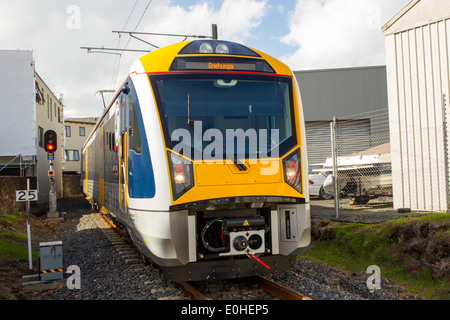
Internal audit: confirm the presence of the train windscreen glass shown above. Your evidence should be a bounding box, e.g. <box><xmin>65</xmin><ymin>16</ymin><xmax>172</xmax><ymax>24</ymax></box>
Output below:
<box><xmin>151</xmin><ymin>74</ymin><xmax>296</xmax><ymax>160</ymax></box>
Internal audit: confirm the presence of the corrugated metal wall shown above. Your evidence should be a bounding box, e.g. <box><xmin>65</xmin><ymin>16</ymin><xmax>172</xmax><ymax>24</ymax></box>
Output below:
<box><xmin>306</xmin><ymin>119</ymin><xmax>372</xmax><ymax>165</ymax></box>
<box><xmin>295</xmin><ymin>67</ymin><xmax>389</xmax><ymax>167</ymax></box>
<box><xmin>295</xmin><ymin>67</ymin><xmax>388</xmax><ymax>122</ymax></box>
<box><xmin>385</xmin><ymin>18</ymin><xmax>450</xmax><ymax>212</ymax></box>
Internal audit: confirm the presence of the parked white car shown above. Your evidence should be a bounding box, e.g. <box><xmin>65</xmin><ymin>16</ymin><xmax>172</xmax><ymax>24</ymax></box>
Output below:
<box><xmin>308</xmin><ymin>164</ymin><xmax>333</xmax><ymax>200</ymax></box>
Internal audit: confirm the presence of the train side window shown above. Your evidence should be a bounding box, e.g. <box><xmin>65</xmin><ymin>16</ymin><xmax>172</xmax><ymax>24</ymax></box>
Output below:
<box><xmin>128</xmin><ymin>94</ymin><xmax>142</xmax><ymax>154</ymax></box>
<box><xmin>120</xmin><ymin>94</ymin><xmax>127</xmax><ymax>135</ymax></box>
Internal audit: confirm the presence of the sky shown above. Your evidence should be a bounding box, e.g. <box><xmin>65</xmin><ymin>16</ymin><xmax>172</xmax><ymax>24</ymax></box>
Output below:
<box><xmin>0</xmin><ymin>0</ymin><xmax>411</xmax><ymax>119</ymax></box>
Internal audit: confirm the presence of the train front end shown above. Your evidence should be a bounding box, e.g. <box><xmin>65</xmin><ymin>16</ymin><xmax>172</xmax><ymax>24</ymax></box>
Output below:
<box><xmin>135</xmin><ymin>40</ymin><xmax>310</xmax><ymax>281</ymax></box>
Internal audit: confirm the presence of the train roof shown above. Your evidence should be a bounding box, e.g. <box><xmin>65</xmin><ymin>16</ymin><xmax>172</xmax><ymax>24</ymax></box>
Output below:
<box><xmin>138</xmin><ymin>40</ymin><xmax>293</xmax><ymax>76</ymax></box>
<box><xmin>83</xmin><ymin>40</ymin><xmax>293</xmax><ymax>148</ymax></box>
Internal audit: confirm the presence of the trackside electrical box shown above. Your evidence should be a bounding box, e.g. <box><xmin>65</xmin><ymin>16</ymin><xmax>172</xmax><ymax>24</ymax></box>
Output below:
<box><xmin>39</xmin><ymin>241</ymin><xmax>63</xmax><ymax>281</ymax></box>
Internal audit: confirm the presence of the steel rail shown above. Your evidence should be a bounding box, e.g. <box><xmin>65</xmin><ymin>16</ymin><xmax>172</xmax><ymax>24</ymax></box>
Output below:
<box><xmin>177</xmin><ymin>281</ymin><xmax>212</xmax><ymax>300</ymax></box>
<box><xmin>253</xmin><ymin>276</ymin><xmax>312</xmax><ymax>300</ymax></box>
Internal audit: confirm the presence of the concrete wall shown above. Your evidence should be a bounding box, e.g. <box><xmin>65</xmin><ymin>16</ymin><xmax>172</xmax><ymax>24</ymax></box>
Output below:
<box><xmin>63</xmin><ymin>174</ymin><xmax>82</xmax><ymax>197</ymax></box>
<box><xmin>0</xmin><ymin>176</ymin><xmax>37</xmax><ymax>216</ymax></box>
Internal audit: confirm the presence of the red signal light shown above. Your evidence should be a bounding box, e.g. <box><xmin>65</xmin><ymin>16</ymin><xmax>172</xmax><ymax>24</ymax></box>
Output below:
<box><xmin>44</xmin><ymin>130</ymin><xmax>57</xmax><ymax>152</ymax></box>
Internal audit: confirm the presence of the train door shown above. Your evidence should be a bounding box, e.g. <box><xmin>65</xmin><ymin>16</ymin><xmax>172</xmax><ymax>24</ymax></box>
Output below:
<box><xmin>99</xmin><ymin>124</ymin><xmax>105</xmax><ymax>207</ymax></box>
<box><xmin>118</xmin><ymin>87</ymin><xmax>129</xmax><ymax>215</ymax></box>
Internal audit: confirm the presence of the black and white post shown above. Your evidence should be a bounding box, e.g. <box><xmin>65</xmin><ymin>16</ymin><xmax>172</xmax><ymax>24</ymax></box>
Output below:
<box><xmin>26</xmin><ymin>178</ymin><xmax>32</xmax><ymax>270</ymax></box>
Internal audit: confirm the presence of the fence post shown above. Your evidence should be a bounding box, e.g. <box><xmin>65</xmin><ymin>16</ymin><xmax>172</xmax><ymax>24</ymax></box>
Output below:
<box><xmin>26</xmin><ymin>178</ymin><xmax>32</xmax><ymax>270</ymax></box>
<box><xmin>331</xmin><ymin>117</ymin><xmax>340</xmax><ymax>219</ymax></box>
<box><xmin>443</xmin><ymin>93</ymin><xmax>450</xmax><ymax>212</ymax></box>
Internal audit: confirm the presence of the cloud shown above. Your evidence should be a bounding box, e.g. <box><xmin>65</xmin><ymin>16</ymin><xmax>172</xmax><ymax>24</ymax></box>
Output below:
<box><xmin>0</xmin><ymin>0</ymin><xmax>269</xmax><ymax>118</ymax></box>
<box><xmin>138</xmin><ymin>0</ymin><xmax>268</xmax><ymax>45</ymax></box>
<box><xmin>105</xmin><ymin>0</ymin><xmax>269</xmax><ymax>114</ymax></box>
<box><xmin>280</xmin><ymin>0</ymin><xmax>410</xmax><ymax>70</ymax></box>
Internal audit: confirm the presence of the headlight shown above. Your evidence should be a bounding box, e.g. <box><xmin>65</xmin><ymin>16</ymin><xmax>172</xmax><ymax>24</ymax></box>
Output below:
<box><xmin>283</xmin><ymin>149</ymin><xmax>302</xmax><ymax>193</ymax></box>
<box><xmin>168</xmin><ymin>151</ymin><xmax>194</xmax><ymax>201</ymax></box>
<box><xmin>199</xmin><ymin>42</ymin><xmax>214</xmax><ymax>54</ymax></box>
<box><xmin>215</xmin><ymin>43</ymin><xmax>230</xmax><ymax>54</ymax></box>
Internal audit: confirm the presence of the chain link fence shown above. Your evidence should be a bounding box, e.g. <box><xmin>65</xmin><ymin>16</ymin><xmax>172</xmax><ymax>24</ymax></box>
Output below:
<box><xmin>312</xmin><ymin>109</ymin><xmax>393</xmax><ymax>217</ymax></box>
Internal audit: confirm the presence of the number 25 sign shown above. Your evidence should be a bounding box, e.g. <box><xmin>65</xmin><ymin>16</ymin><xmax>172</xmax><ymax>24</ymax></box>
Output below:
<box><xmin>16</xmin><ymin>190</ymin><xmax>38</xmax><ymax>202</ymax></box>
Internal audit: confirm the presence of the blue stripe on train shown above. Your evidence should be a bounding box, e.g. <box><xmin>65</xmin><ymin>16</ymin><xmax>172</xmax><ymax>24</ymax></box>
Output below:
<box><xmin>127</xmin><ymin>78</ymin><xmax>156</xmax><ymax>199</ymax></box>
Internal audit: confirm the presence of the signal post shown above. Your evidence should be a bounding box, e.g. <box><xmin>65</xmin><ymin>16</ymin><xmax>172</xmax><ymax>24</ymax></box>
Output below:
<box><xmin>44</xmin><ymin>130</ymin><xmax>61</xmax><ymax>220</ymax></box>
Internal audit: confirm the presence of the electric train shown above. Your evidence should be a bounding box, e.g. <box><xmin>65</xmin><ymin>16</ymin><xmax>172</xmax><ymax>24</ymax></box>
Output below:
<box><xmin>81</xmin><ymin>39</ymin><xmax>311</xmax><ymax>281</ymax></box>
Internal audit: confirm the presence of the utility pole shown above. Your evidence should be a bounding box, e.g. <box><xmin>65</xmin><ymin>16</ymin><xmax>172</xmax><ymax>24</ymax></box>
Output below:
<box><xmin>212</xmin><ymin>24</ymin><xmax>218</xmax><ymax>40</ymax></box>
<box><xmin>331</xmin><ymin>117</ymin><xmax>340</xmax><ymax>219</ymax></box>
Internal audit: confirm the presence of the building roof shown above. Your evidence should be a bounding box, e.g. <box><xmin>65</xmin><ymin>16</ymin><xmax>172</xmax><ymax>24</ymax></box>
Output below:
<box><xmin>65</xmin><ymin>117</ymin><xmax>98</xmax><ymax>124</ymax></box>
<box><xmin>382</xmin><ymin>0</ymin><xmax>420</xmax><ymax>33</ymax></box>
<box><xmin>382</xmin><ymin>0</ymin><xmax>450</xmax><ymax>34</ymax></box>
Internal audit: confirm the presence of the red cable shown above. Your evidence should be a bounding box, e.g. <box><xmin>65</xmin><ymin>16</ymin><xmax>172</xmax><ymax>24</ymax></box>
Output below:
<box><xmin>248</xmin><ymin>254</ymin><xmax>270</xmax><ymax>269</ymax></box>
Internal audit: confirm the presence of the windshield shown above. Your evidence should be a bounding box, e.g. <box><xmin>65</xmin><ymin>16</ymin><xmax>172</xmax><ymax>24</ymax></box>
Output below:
<box><xmin>150</xmin><ymin>74</ymin><xmax>296</xmax><ymax>160</ymax></box>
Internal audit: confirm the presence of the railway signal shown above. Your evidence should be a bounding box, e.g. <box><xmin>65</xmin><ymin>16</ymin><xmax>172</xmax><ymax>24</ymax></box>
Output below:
<box><xmin>44</xmin><ymin>130</ymin><xmax>57</xmax><ymax>153</ymax></box>
<box><xmin>44</xmin><ymin>130</ymin><xmax>58</xmax><ymax>215</ymax></box>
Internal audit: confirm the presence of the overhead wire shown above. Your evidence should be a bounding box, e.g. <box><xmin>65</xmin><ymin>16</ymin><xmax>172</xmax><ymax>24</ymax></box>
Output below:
<box><xmin>111</xmin><ymin>0</ymin><xmax>141</xmax><ymax>89</ymax></box>
<box><xmin>112</xmin><ymin>0</ymin><xmax>153</xmax><ymax>89</ymax></box>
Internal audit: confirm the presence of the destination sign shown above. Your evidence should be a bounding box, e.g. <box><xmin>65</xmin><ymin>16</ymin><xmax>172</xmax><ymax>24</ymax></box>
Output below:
<box><xmin>185</xmin><ymin>61</ymin><xmax>256</xmax><ymax>71</ymax></box>
<box><xmin>170</xmin><ymin>57</ymin><xmax>275</xmax><ymax>73</ymax></box>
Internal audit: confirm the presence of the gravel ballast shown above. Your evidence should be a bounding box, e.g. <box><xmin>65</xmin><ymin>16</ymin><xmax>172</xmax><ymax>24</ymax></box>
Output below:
<box><xmin>26</xmin><ymin>196</ymin><xmax>420</xmax><ymax>300</ymax></box>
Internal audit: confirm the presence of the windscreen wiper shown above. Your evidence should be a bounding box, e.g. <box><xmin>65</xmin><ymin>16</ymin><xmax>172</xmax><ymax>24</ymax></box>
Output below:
<box><xmin>187</xmin><ymin>94</ymin><xmax>194</xmax><ymax>128</ymax></box>
<box><xmin>223</xmin><ymin>146</ymin><xmax>247</xmax><ymax>171</ymax></box>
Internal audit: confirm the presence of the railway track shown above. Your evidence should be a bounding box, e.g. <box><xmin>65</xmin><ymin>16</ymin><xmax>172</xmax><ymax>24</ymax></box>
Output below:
<box><xmin>97</xmin><ymin>213</ymin><xmax>149</xmax><ymax>271</ymax></box>
<box><xmin>178</xmin><ymin>276</ymin><xmax>312</xmax><ymax>300</ymax></box>
<box><xmin>98</xmin><ymin>212</ymin><xmax>311</xmax><ymax>301</ymax></box>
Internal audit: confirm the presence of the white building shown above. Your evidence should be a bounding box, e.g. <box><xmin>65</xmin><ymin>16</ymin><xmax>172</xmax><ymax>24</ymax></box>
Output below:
<box><xmin>64</xmin><ymin>117</ymin><xmax>97</xmax><ymax>174</ymax></box>
<box><xmin>383</xmin><ymin>0</ymin><xmax>450</xmax><ymax>212</ymax></box>
<box><xmin>0</xmin><ymin>50</ymin><xmax>64</xmax><ymax>204</ymax></box>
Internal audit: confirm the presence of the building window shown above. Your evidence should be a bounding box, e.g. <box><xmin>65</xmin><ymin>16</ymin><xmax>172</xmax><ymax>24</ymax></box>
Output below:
<box><xmin>65</xmin><ymin>125</ymin><xmax>71</xmax><ymax>137</ymax></box>
<box><xmin>38</xmin><ymin>127</ymin><xmax>44</xmax><ymax>147</ymax></box>
<box><xmin>79</xmin><ymin>127</ymin><xmax>85</xmax><ymax>136</ymax></box>
<box><xmin>65</xmin><ymin>150</ymin><xmax>79</xmax><ymax>161</ymax></box>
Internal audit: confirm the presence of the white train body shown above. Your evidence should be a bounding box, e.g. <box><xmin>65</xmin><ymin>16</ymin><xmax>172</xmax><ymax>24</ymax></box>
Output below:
<box><xmin>82</xmin><ymin>40</ymin><xmax>310</xmax><ymax>281</ymax></box>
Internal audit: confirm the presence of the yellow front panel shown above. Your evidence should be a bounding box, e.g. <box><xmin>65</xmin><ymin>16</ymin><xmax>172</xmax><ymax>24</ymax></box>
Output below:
<box><xmin>139</xmin><ymin>42</ymin><xmax>189</xmax><ymax>73</ymax></box>
<box><xmin>173</xmin><ymin>174</ymin><xmax>301</xmax><ymax>206</ymax></box>
<box><xmin>194</xmin><ymin>159</ymin><xmax>282</xmax><ymax>187</ymax></box>
<box><xmin>172</xmin><ymin>155</ymin><xmax>304</xmax><ymax>206</ymax></box>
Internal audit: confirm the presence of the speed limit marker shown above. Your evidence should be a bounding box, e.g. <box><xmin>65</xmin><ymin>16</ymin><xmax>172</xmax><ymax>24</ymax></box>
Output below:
<box><xmin>16</xmin><ymin>190</ymin><xmax>38</xmax><ymax>202</ymax></box>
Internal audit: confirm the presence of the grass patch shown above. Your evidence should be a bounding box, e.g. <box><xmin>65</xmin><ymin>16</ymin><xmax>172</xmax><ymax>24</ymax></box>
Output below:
<box><xmin>0</xmin><ymin>230</ymin><xmax>38</xmax><ymax>261</ymax></box>
<box><xmin>302</xmin><ymin>214</ymin><xmax>450</xmax><ymax>300</ymax></box>
<box><xmin>0</xmin><ymin>215</ymin><xmax>23</xmax><ymax>223</ymax></box>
